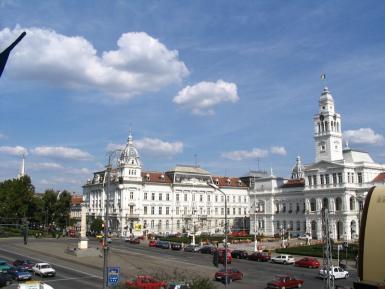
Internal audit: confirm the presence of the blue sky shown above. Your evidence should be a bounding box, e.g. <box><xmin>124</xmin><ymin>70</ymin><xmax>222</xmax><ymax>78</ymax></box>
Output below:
<box><xmin>1</xmin><ymin>0</ymin><xmax>385</xmax><ymax>193</ymax></box>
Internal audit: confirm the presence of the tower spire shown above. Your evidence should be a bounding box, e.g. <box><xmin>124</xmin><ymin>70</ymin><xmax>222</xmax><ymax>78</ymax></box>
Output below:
<box><xmin>18</xmin><ymin>154</ymin><xmax>25</xmax><ymax>178</ymax></box>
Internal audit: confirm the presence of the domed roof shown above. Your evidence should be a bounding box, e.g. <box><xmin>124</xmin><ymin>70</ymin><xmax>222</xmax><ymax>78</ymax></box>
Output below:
<box><xmin>291</xmin><ymin>156</ymin><xmax>304</xmax><ymax>179</ymax></box>
<box><xmin>320</xmin><ymin>87</ymin><xmax>334</xmax><ymax>102</ymax></box>
<box><xmin>119</xmin><ymin>132</ymin><xmax>140</xmax><ymax>165</ymax></box>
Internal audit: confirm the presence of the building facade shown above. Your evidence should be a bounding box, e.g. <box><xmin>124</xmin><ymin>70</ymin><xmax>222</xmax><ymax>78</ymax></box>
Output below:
<box><xmin>83</xmin><ymin>134</ymin><xmax>250</xmax><ymax>237</ymax></box>
<box><xmin>83</xmin><ymin>87</ymin><xmax>385</xmax><ymax>241</ymax></box>
<box><xmin>250</xmin><ymin>87</ymin><xmax>385</xmax><ymax>241</ymax></box>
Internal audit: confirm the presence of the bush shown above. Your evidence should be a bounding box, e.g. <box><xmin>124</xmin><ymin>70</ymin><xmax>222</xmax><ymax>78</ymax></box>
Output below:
<box><xmin>276</xmin><ymin>244</ymin><xmax>359</xmax><ymax>260</ymax></box>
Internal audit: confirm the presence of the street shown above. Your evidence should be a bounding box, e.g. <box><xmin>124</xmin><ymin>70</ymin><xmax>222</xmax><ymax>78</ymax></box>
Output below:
<box><xmin>0</xmin><ymin>237</ymin><xmax>357</xmax><ymax>289</ymax></box>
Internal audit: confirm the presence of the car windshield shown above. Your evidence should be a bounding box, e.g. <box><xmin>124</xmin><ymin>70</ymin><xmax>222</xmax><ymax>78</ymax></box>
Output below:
<box><xmin>41</xmin><ymin>265</ymin><xmax>52</xmax><ymax>269</ymax></box>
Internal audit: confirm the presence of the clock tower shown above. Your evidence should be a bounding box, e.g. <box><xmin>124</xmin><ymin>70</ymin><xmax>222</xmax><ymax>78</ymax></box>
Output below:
<box><xmin>314</xmin><ymin>87</ymin><xmax>343</xmax><ymax>162</ymax></box>
<box><xmin>118</xmin><ymin>131</ymin><xmax>142</xmax><ymax>182</ymax></box>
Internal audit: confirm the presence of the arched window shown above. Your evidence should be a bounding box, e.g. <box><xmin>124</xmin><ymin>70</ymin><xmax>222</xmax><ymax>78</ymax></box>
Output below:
<box><xmin>322</xmin><ymin>197</ymin><xmax>329</xmax><ymax>210</ymax></box>
<box><xmin>335</xmin><ymin>197</ymin><xmax>342</xmax><ymax>211</ymax></box>
<box><xmin>310</xmin><ymin>198</ymin><xmax>316</xmax><ymax>211</ymax></box>
<box><xmin>350</xmin><ymin>197</ymin><xmax>356</xmax><ymax>211</ymax></box>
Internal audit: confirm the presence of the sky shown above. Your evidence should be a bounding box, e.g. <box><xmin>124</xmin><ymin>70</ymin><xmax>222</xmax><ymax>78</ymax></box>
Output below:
<box><xmin>1</xmin><ymin>0</ymin><xmax>385</xmax><ymax>193</ymax></box>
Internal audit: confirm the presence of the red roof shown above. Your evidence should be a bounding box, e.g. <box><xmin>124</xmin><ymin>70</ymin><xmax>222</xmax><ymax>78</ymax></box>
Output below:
<box><xmin>373</xmin><ymin>172</ymin><xmax>385</xmax><ymax>183</ymax></box>
<box><xmin>141</xmin><ymin>171</ymin><xmax>172</xmax><ymax>183</ymax></box>
<box><xmin>281</xmin><ymin>178</ymin><xmax>305</xmax><ymax>188</ymax></box>
<box><xmin>71</xmin><ymin>195</ymin><xmax>83</xmax><ymax>205</ymax></box>
<box><xmin>212</xmin><ymin>176</ymin><xmax>247</xmax><ymax>188</ymax></box>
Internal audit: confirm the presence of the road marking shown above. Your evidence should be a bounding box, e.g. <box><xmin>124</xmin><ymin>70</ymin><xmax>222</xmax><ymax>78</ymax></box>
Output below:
<box><xmin>0</xmin><ymin>247</ymin><xmax>102</xmax><ymax>279</ymax></box>
<box><xmin>42</xmin><ymin>276</ymin><xmax>99</xmax><ymax>282</ymax></box>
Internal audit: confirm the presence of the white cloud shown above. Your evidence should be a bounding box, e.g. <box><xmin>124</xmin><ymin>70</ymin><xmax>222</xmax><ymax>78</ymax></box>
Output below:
<box><xmin>40</xmin><ymin>177</ymin><xmax>81</xmax><ymax>186</ymax></box>
<box><xmin>0</xmin><ymin>145</ymin><xmax>28</xmax><ymax>156</ymax></box>
<box><xmin>221</xmin><ymin>148</ymin><xmax>268</xmax><ymax>161</ymax></box>
<box><xmin>173</xmin><ymin>80</ymin><xmax>239</xmax><ymax>115</ymax></box>
<box><xmin>31</xmin><ymin>146</ymin><xmax>93</xmax><ymax>161</ymax></box>
<box><xmin>270</xmin><ymin>146</ymin><xmax>287</xmax><ymax>156</ymax></box>
<box><xmin>0</xmin><ymin>27</ymin><xmax>189</xmax><ymax>99</ymax></box>
<box><xmin>0</xmin><ymin>133</ymin><xmax>7</xmax><ymax>140</ymax></box>
<box><xmin>29</xmin><ymin>162</ymin><xmax>63</xmax><ymax>170</ymax></box>
<box><xmin>135</xmin><ymin>138</ymin><xmax>183</xmax><ymax>156</ymax></box>
<box><xmin>343</xmin><ymin>128</ymin><xmax>385</xmax><ymax>145</ymax></box>
<box><xmin>106</xmin><ymin>143</ymin><xmax>125</xmax><ymax>152</ymax></box>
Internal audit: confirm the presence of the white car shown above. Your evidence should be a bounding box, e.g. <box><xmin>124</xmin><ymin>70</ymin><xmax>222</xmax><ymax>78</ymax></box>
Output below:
<box><xmin>319</xmin><ymin>266</ymin><xmax>349</xmax><ymax>279</ymax></box>
<box><xmin>271</xmin><ymin>254</ymin><xmax>295</xmax><ymax>264</ymax></box>
<box><xmin>32</xmin><ymin>263</ymin><xmax>56</xmax><ymax>277</ymax></box>
<box><xmin>18</xmin><ymin>281</ymin><xmax>54</xmax><ymax>289</ymax></box>
<box><xmin>298</xmin><ymin>234</ymin><xmax>312</xmax><ymax>241</ymax></box>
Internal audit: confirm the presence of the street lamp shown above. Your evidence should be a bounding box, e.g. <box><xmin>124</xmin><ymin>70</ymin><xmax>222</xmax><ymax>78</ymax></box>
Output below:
<box><xmin>207</xmin><ymin>182</ymin><xmax>228</xmax><ymax>288</ymax></box>
<box><xmin>254</xmin><ymin>204</ymin><xmax>260</xmax><ymax>252</ymax></box>
<box><xmin>103</xmin><ymin>149</ymin><xmax>122</xmax><ymax>289</ymax></box>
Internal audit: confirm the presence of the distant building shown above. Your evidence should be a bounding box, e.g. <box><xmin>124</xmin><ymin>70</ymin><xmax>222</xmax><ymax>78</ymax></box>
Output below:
<box><xmin>70</xmin><ymin>194</ymin><xmax>83</xmax><ymax>230</ymax></box>
<box><xmin>83</xmin><ymin>133</ymin><xmax>249</xmax><ymax>237</ymax></box>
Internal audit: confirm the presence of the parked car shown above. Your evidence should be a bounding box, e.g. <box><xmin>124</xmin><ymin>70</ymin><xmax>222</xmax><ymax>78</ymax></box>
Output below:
<box><xmin>248</xmin><ymin>252</ymin><xmax>271</xmax><ymax>262</ymax></box>
<box><xmin>266</xmin><ymin>275</ymin><xmax>304</xmax><ymax>289</ymax></box>
<box><xmin>271</xmin><ymin>254</ymin><xmax>295</xmax><ymax>264</ymax></box>
<box><xmin>166</xmin><ymin>281</ymin><xmax>190</xmax><ymax>289</ymax></box>
<box><xmin>0</xmin><ymin>260</ymin><xmax>11</xmax><ymax>272</ymax></box>
<box><xmin>156</xmin><ymin>241</ymin><xmax>170</xmax><ymax>249</ymax></box>
<box><xmin>183</xmin><ymin>244</ymin><xmax>200</xmax><ymax>252</ymax></box>
<box><xmin>126</xmin><ymin>275</ymin><xmax>167</xmax><ymax>289</ymax></box>
<box><xmin>149</xmin><ymin>240</ymin><xmax>157</xmax><ymax>247</ymax></box>
<box><xmin>7</xmin><ymin>267</ymin><xmax>32</xmax><ymax>281</ymax></box>
<box><xmin>295</xmin><ymin>257</ymin><xmax>320</xmax><ymax>268</ymax></box>
<box><xmin>298</xmin><ymin>234</ymin><xmax>312</xmax><ymax>241</ymax></box>
<box><xmin>214</xmin><ymin>268</ymin><xmax>243</xmax><ymax>282</ymax></box>
<box><xmin>13</xmin><ymin>259</ymin><xmax>34</xmax><ymax>271</ymax></box>
<box><xmin>32</xmin><ymin>263</ymin><xmax>56</xmax><ymax>277</ymax></box>
<box><xmin>0</xmin><ymin>272</ymin><xmax>12</xmax><ymax>287</ymax></box>
<box><xmin>231</xmin><ymin>250</ymin><xmax>248</xmax><ymax>259</ymax></box>
<box><xmin>129</xmin><ymin>237</ymin><xmax>140</xmax><ymax>244</ymax></box>
<box><xmin>319</xmin><ymin>266</ymin><xmax>349</xmax><ymax>279</ymax></box>
<box><xmin>170</xmin><ymin>243</ymin><xmax>182</xmax><ymax>251</ymax></box>
<box><xmin>17</xmin><ymin>281</ymin><xmax>54</xmax><ymax>289</ymax></box>
<box><xmin>198</xmin><ymin>245</ymin><xmax>216</xmax><ymax>254</ymax></box>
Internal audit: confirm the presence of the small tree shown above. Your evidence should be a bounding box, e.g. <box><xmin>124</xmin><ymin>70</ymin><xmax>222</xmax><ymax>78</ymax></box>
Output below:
<box><xmin>90</xmin><ymin>217</ymin><xmax>104</xmax><ymax>234</ymax></box>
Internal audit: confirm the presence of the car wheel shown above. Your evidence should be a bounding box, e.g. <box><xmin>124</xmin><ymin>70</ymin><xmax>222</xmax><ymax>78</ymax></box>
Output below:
<box><xmin>283</xmin><ymin>261</ymin><xmax>287</xmax><ymax>265</ymax></box>
<box><xmin>281</xmin><ymin>286</ymin><xmax>286</xmax><ymax>289</ymax></box>
<box><xmin>298</xmin><ymin>283</ymin><xmax>302</xmax><ymax>288</ymax></box>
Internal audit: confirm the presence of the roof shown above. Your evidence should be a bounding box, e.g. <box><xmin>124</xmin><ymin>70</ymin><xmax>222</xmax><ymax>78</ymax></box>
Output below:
<box><xmin>281</xmin><ymin>179</ymin><xmax>305</xmax><ymax>188</ymax></box>
<box><xmin>373</xmin><ymin>172</ymin><xmax>385</xmax><ymax>183</ymax></box>
<box><xmin>71</xmin><ymin>195</ymin><xmax>83</xmax><ymax>205</ymax></box>
<box><xmin>212</xmin><ymin>176</ymin><xmax>248</xmax><ymax>188</ymax></box>
<box><xmin>166</xmin><ymin>165</ymin><xmax>211</xmax><ymax>175</ymax></box>
<box><xmin>343</xmin><ymin>149</ymin><xmax>374</xmax><ymax>163</ymax></box>
<box><xmin>142</xmin><ymin>171</ymin><xmax>172</xmax><ymax>184</ymax></box>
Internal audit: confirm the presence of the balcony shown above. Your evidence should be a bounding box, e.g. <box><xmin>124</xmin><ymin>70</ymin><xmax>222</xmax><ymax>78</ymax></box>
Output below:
<box><xmin>182</xmin><ymin>214</ymin><xmax>192</xmax><ymax>220</ymax></box>
<box><xmin>198</xmin><ymin>215</ymin><xmax>208</xmax><ymax>220</ymax></box>
<box><xmin>125</xmin><ymin>213</ymin><xmax>140</xmax><ymax>220</ymax></box>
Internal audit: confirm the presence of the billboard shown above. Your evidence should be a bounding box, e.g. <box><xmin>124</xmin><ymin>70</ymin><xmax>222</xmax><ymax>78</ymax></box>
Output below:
<box><xmin>359</xmin><ymin>185</ymin><xmax>385</xmax><ymax>283</ymax></box>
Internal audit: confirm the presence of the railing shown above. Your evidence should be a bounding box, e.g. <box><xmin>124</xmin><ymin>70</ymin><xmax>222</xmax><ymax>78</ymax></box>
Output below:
<box><xmin>125</xmin><ymin>213</ymin><xmax>140</xmax><ymax>219</ymax></box>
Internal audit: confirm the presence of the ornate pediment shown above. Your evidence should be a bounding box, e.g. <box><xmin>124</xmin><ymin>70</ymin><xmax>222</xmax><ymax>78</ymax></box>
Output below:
<box><xmin>304</xmin><ymin>160</ymin><xmax>345</xmax><ymax>171</ymax></box>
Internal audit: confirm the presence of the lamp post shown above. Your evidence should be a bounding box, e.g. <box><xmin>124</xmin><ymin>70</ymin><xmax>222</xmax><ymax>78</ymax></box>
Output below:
<box><xmin>254</xmin><ymin>204</ymin><xmax>260</xmax><ymax>252</ymax></box>
<box><xmin>103</xmin><ymin>149</ymin><xmax>122</xmax><ymax>289</ymax></box>
<box><xmin>207</xmin><ymin>182</ymin><xmax>228</xmax><ymax>288</ymax></box>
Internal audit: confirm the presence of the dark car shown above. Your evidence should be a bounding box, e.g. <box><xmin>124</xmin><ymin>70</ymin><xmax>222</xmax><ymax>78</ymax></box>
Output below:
<box><xmin>214</xmin><ymin>268</ymin><xmax>243</xmax><ymax>283</ymax></box>
<box><xmin>183</xmin><ymin>244</ymin><xmax>200</xmax><ymax>252</ymax></box>
<box><xmin>7</xmin><ymin>267</ymin><xmax>32</xmax><ymax>281</ymax></box>
<box><xmin>170</xmin><ymin>243</ymin><xmax>182</xmax><ymax>251</ymax></box>
<box><xmin>12</xmin><ymin>259</ymin><xmax>34</xmax><ymax>271</ymax></box>
<box><xmin>156</xmin><ymin>241</ymin><xmax>170</xmax><ymax>249</ymax></box>
<box><xmin>129</xmin><ymin>237</ymin><xmax>141</xmax><ymax>244</ymax></box>
<box><xmin>0</xmin><ymin>272</ymin><xmax>12</xmax><ymax>287</ymax></box>
<box><xmin>198</xmin><ymin>245</ymin><xmax>216</xmax><ymax>254</ymax></box>
<box><xmin>248</xmin><ymin>252</ymin><xmax>271</xmax><ymax>262</ymax></box>
<box><xmin>231</xmin><ymin>250</ymin><xmax>248</xmax><ymax>259</ymax></box>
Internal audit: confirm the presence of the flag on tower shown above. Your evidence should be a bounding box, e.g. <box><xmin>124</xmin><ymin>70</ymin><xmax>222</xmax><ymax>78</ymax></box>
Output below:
<box><xmin>320</xmin><ymin>73</ymin><xmax>326</xmax><ymax>80</ymax></box>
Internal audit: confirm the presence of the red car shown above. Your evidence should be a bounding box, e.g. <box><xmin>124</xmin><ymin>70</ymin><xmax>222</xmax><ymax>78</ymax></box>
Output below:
<box><xmin>248</xmin><ymin>252</ymin><xmax>271</xmax><ymax>262</ymax></box>
<box><xmin>294</xmin><ymin>257</ymin><xmax>320</xmax><ymax>268</ymax></box>
<box><xmin>266</xmin><ymin>275</ymin><xmax>304</xmax><ymax>289</ymax></box>
<box><xmin>126</xmin><ymin>275</ymin><xmax>167</xmax><ymax>289</ymax></box>
<box><xmin>148</xmin><ymin>240</ymin><xmax>157</xmax><ymax>247</ymax></box>
<box><xmin>217</xmin><ymin>248</ymin><xmax>232</xmax><ymax>264</ymax></box>
<box><xmin>214</xmin><ymin>268</ymin><xmax>243</xmax><ymax>282</ymax></box>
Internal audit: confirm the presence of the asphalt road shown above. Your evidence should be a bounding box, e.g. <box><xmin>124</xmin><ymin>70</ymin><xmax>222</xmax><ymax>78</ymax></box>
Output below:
<box><xmin>0</xmin><ymin>238</ymin><xmax>358</xmax><ymax>289</ymax></box>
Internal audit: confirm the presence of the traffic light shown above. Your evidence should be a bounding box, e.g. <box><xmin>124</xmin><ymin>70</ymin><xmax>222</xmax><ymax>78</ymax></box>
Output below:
<box><xmin>213</xmin><ymin>251</ymin><xmax>219</xmax><ymax>267</ymax></box>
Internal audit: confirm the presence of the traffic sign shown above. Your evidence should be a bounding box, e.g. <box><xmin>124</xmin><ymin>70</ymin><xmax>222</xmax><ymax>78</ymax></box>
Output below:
<box><xmin>107</xmin><ymin>266</ymin><xmax>120</xmax><ymax>286</ymax></box>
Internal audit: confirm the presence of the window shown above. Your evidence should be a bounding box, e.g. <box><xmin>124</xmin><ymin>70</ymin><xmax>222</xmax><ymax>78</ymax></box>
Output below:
<box><xmin>151</xmin><ymin>207</ymin><xmax>155</xmax><ymax>215</ymax></box>
<box><xmin>184</xmin><ymin>207</ymin><xmax>187</xmax><ymax>215</ymax></box>
<box><xmin>332</xmin><ymin>173</ymin><xmax>337</xmax><ymax>184</ymax></box>
<box><xmin>215</xmin><ymin>195</ymin><xmax>218</xmax><ymax>202</ymax></box>
<box><xmin>350</xmin><ymin>197</ymin><xmax>356</xmax><ymax>211</ymax></box>
<box><xmin>358</xmin><ymin>172</ymin><xmax>363</xmax><ymax>184</ymax></box>
<box><xmin>221</xmin><ymin>196</ymin><xmax>224</xmax><ymax>202</ymax></box>
<box><xmin>338</xmin><ymin>173</ymin><xmax>343</xmax><ymax>183</ymax></box>
<box><xmin>151</xmin><ymin>193</ymin><xmax>155</xmax><ymax>201</ymax></box>
<box><xmin>176</xmin><ymin>207</ymin><xmax>179</xmax><ymax>215</ymax></box>
<box><xmin>308</xmin><ymin>176</ymin><xmax>312</xmax><ymax>186</ymax></box>
<box><xmin>130</xmin><ymin>192</ymin><xmax>133</xmax><ymax>200</ymax></box>
<box><xmin>313</xmin><ymin>175</ymin><xmax>317</xmax><ymax>186</ymax></box>
<box><xmin>296</xmin><ymin>221</ymin><xmax>301</xmax><ymax>231</ymax></box>
<box><xmin>159</xmin><ymin>207</ymin><xmax>162</xmax><ymax>215</ymax></box>
<box><xmin>310</xmin><ymin>199</ymin><xmax>316</xmax><ymax>211</ymax></box>
<box><xmin>238</xmin><ymin>208</ymin><xmax>241</xmax><ymax>215</ymax></box>
<box><xmin>233</xmin><ymin>208</ymin><xmax>236</xmax><ymax>215</ymax></box>
<box><xmin>166</xmin><ymin>207</ymin><xmax>170</xmax><ymax>215</ymax></box>
<box><xmin>320</xmin><ymin>174</ymin><xmax>324</xmax><ymax>185</ymax></box>
<box><xmin>177</xmin><ymin>220</ymin><xmax>180</xmax><ymax>229</ymax></box>
<box><xmin>215</xmin><ymin>208</ymin><xmax>218</xmax><ymax>215</ymax></box>
<box><xmin>166</xmin><ymin>220</ymin><xmax>169</xmax><ymax>229</ymax></box>
<box><xmin>208</xmin><ymin>195</ymin><xmax>210</xmax><ymax>202</ymax></box>
<box><xmin>150</xmin><ymin>220</ymin><xmax>154</xmax><ymax>228</ymax></box>
<box><xmin>325</xmin><ymin>174</ymin><xmax>330</xmax><ymax>185</ymax></box>
<box><xmin>144</xmin><ymin>192</ymin><xmax>148</xmax><ymax>200</ymax></box>
<box><xmin>144</xmin><ymin>206</ymin><xmax>147</xmax><ymax>215</ymax></box>
<box><xmin>166</xmin><ymin>193</ymin><xmax>170</xmax><ymax>201</ymax></box>
<box><xmin>192</xmin><ymin>194</ymin><xmax>195</xmax><ymax>201</ymax></box>
<box><xmin>176</xmin><ymin>194</ymin><xmax>179</xmax><ymax>201</ymax></box>
<box><xmin>159</xmin><ymin>193</ymin><xmax>162</xmax><ymax>201</ymax></box>
<box><xmin>335</xmin><ymin>197</ymin><xmax>342</xmax><ymax>211</ymax></box>
<box><xmin>184</xmin><ymin>194</ymin><xmax>187</xmax><ymax>201</ymax></box>
<box><xmin>232</xmin><ymin>196</ymin><xmax>235</xmax><ymax>203</ymax></box>
<box><xmin>221</xmin><ymin>208</ymin><xmax>224</xmax><ymax>215</ymax></box>
<box><xmin>200</xmin><ymin>195</ymin><xmax>203</xmax><ymax>202</ymax></box>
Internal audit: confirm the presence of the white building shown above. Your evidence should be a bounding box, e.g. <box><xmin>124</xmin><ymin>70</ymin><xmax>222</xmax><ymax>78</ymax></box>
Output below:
<box><xmin>83</xmin><ymin>133</ymin><xmax>250</xmax><ymax>237</ymax></box>
<box><xmin>250</xmin><ymin>87</ymin><xmax>385</xmax><ymax>241</ymax></box>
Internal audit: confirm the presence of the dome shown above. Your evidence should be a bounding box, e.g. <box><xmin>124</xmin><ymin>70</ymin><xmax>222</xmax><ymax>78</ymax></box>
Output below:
<box><xmin>119</xmin><ymin>132</ymin><xmax>140</xmax><ymax>165</ymax></box>
<box><xmin>320</xmin><ymin>87</ymin><xmax>334</xmax><ymax>102</ymax></box>
<box><xmin>291</xmin><ymin>156</ymin><xmax>304</xmax><ymax>179</ymax></box>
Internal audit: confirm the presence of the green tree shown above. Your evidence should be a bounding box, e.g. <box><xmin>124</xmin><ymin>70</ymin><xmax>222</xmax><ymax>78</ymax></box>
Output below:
<box><xmin>54</xmin><ymin>190</ymin><xmax>71</xmax><ymax>228</ymax></box>
<box><xmin>90</xmin><ymin>217</ymin><xmax>104</xmax><ymax>234</ymax></box>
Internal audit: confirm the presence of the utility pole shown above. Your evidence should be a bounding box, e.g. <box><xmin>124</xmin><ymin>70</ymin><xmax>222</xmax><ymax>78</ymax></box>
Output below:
<box><xmin>322</xmin><ymin>208</ymin><xmax>334</xmax><ymax>289</ymax></box>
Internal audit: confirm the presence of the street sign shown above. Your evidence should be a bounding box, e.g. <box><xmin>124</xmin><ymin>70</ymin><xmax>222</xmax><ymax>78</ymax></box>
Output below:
<box><xmin>107</xmin><ymin>266</ymin><xmax>120</xmax><ymax>287</ymax></box>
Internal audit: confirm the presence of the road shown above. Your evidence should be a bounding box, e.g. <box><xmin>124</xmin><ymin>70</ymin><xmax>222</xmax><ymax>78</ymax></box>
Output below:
<box><xmin>0</xmin><ymin>238</ymin><xmax>357</xmax><ymax>289</ymax></box>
